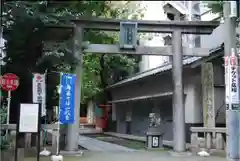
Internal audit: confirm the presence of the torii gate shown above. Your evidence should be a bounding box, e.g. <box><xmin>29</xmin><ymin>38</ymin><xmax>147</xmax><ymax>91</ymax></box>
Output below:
<box><xmin>67</xmin><ymin>17</ymin><xmax>219</xmax><ymax>153</ymax></box>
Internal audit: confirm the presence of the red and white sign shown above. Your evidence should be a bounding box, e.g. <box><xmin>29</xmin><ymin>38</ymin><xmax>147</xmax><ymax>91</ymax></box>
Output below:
<box><xmin>32</xmin><ymin>73</ymin><xmax>46</xmax><ymax>116</ymax></box>
<box><xmin>0</xmin><ymin>73</ymin><xmax>19</xmax><ymax>91</ymax></box>
<box><xmin>225</xmin><ymin>48</ymin><xmax>239</xmax><ymax>107</ymax></box>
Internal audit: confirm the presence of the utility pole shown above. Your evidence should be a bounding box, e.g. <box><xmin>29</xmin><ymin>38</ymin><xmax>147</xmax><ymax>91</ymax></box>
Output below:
<box><xmin>223</xmin><ymin>1</ymin><xmax>239</xmax><ymax>160</ymax></box>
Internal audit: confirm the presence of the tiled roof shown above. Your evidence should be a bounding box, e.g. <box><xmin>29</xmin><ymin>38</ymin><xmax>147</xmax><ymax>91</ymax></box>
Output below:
<box><xmin>107</xmin><ymin>46</ymin><xmax>223</xmax><ymax>89</ymax></box>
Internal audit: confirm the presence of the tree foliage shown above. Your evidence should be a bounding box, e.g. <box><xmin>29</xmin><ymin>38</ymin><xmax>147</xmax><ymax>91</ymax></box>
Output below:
<box><xmin>206</xmin><ymin>1</ymin><xmax>223</xmax><ymax>16</ymax></box>
<box><xmin>1</xmin><ymin>1</ymin><xmax>145</xmax><ymax>121</ymax></box>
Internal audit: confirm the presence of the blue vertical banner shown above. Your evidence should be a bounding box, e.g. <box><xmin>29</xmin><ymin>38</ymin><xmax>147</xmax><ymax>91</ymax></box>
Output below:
<box><xmin>59</xmin><ymin>73</ymin><xmax>76</xmax><ymax>124</ymax></box>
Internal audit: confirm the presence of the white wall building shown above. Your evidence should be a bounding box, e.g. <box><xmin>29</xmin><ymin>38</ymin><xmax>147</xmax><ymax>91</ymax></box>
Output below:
<box><xmin>139</xmin><ymin>1</ymin><xmax>220</xmax><ymax>72</ymax></box>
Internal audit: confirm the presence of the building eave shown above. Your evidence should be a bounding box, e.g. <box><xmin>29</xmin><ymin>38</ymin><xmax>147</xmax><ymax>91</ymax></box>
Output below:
<box><xmin>163</xmin><ymin>1</ymin><xmax>200</xmax><ymax>16</ymax></box>
<box><xmin>107</xmin><ymin>45</ymin><xmax>223</xmax><ymax>90</ymax></box>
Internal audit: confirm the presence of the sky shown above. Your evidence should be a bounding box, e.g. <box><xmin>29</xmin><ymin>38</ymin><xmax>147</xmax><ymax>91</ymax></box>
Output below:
<box><xmin>140</xmin><ymin>1</ymin><xmax>169</xmax><ymax>70</ymax></box>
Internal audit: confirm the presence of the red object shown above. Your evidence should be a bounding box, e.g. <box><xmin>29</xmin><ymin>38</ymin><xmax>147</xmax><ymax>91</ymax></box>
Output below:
<box><xmin>99</xmin><ymin>104</ymin><xmax>112</xmax><ymax>107</ymax></box>
<box><xmin>224</xmin><ymin>54</ymin><xmax>238</xmax><ymax>67</ymax></box>
<box><xmin>0</xmin><ymin>73</ymin><xmax>19</xmax><ymax>91</ymax></box>
<box><xmin>95</xmin><ymin>104</ymin><xmax>110</xmax><ymax>129</ymax></box>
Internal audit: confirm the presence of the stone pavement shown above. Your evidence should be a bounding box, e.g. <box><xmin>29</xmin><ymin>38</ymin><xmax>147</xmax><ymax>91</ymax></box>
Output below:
<box><xmin>78</xmin><ymin>135</ymin><xmax>135</xmax><ymax>152</ymax></box>
<box><xmin>75</xmin><ymin>151</ymin><xmax>226</xmax><ymax>161</ymax></box>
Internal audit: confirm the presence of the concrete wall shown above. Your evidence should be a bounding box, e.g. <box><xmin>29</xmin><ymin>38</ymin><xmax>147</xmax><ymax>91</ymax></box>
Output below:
<box><xmin>111</xmin><ymin>60</ymin><xmax>226</xmax><ymax>142</ymax></box>
<box><xmin>184</xmin><ymin>73</ymin><xmax>203</xmax><ymax>124</ymax></box>
<box><xmin>213</xmin><ymin>64</ymin><xmax>225</xmax><ymax>124</ymax></box>
<box><xmin>214</xmin><ymin>87</ymin><xmax>225</xmax><ymax>124</ymax></box>
<box><xmin>111</xmin><ymin>68</ymin><xmax>204</xmax><ymax>124</ymax></box>
<box><xmin>115</xmin><ymin>99</ymin><xmax>174</xmax><ymax>141</ymax></box>
<box><xmin>131</xmin><ymin>101</ymin><xmax>152</xmax><ymax>136</ymax></box>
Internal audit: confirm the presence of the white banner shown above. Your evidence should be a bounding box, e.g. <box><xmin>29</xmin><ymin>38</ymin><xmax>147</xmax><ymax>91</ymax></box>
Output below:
<box><xmin>225</xmin><ymin>64</ymin><xmax>230</xmax><ymax>105</ymax></box>
<box><xmin>225</xmin><ymin>50</ymin><xmax>240</xmax><ymax>109</ymax></box>
<box><xmin>229</xmin><ymin>65</ymin><xmax>239</xmax><ymax>104</ymax></box>
<box><xmin>32</xmin><ymin>73</ymin><xmax>46</xmax><ymax>116</ymax></box>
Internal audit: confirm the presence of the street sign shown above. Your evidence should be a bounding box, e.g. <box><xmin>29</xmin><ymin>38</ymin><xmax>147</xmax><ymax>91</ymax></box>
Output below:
<box><xmin>152</xmin><ymin>136</ymin><xmax>159</xmax><ymax>148</ymax></box>
<box><xmin>0</xmin><ymin>73</ymin><xmax>19</xmax><ymax>91</ymax></box>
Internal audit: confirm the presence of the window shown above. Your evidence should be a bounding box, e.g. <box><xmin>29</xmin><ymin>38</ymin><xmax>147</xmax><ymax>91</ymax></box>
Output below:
<box><xmin>194</xmin><ymin>36</ymin><xmax>201</xmax><ymax>48</ymax></box>
<box><xmin>192</xmin><ymin>14</ymin><xmax>201</xmax><ymax>20</ymax></box>
<box><xmin>167</xmin><ymin>13</ymin><xmax>175</xmax><ymax>20</ymax></box>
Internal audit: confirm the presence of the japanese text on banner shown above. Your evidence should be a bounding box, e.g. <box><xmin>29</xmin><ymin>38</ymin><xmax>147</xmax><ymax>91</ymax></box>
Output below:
<box><xmin>59</xmin><ymin>73</ymin><xmax>76</xmax><ymax>124</ymax></box>
<box><xmin>32</xmin><ymin>73</ymin><xmax>46</xmax><ymax>116</ymax></box>
<box><xmin>224</xmin><ymin>53</ymin><xmax>240</xmax><ymax>110</ymax></box>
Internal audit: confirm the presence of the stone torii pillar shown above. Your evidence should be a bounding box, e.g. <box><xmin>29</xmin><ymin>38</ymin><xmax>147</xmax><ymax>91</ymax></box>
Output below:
<box><xmin>65</xmin><ymin>25</ymin><xmax>84</xmax><ymax>152</ymax></box>
<box><xmin>68</xmin><ymin>18</ymin><xmax>219</xmax><ymax>153</ymax></box>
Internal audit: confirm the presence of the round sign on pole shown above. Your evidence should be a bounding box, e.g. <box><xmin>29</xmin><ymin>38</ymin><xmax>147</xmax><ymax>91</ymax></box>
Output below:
<box><xmin>0</xmin><ymin>73</ymin><xmax>19</xmax><ymax>91</ymax></box>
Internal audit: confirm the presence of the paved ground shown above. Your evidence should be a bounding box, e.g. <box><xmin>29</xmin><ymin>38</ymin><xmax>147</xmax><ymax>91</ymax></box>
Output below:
<box><xmin>70</xmin><ymin>151</ymin><xmax>227</xmax><ymax>161</ymax></box>
<box><xmin>84</xmin><ymin>133</ymin><xmax>146</xmax><ymax>150</ymax></box>
<box><xmin>78</xmin><ymin>135</ymin><xmax>135</xmax><ymax>152</ymax></box>
<box><xmin>79</xmin><ymin>151</ymin><xmax>226</xmax><ymax>161</ymax></box>
<box><xmin>25</xmin><ymin>151</ymin><xmax>226</xmax><ymax>161</ymax></box>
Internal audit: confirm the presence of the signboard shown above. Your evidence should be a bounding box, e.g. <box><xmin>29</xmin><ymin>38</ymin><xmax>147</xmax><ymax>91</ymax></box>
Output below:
<box><xmin>59</xmin><ymin>73</ymin><xmax>76</xmax><ymax>124</ymax></box>
<box><xmin>0</xmin><ymin>73</ymin><xmax>19</xmax><ymax>91</ymax></box>
<box><xmin>16</xmin><ymin>103</ymin><xmax>41</xmax><ymax>161</ymax></box>
<box><xmin>224</xmin><ymin>50</ymin><xmax>240</xmax><ymax>110</ymax></box>
<box><xmin>152</xmin><ymin>136</ymin><xmax>159</xmax><ymax>148</ymax></box>
<box><xmin>19</xmin><ymin>103</ymin><xmax>40</xmax><ymax>133</ymax></box>
<box><xmin>32</xmin><ymin>73</ymin><xmax>46</xmax><ymax>116</ymax></box>
<box><xmin>119</xmin><ymin>22</ymin><xmax>138</xmax><ymax>49</ymax></box>
<box><xmin>201</xmin><ymin>63</ymin><xmax>215</xmax><ymax>127</ymax></box>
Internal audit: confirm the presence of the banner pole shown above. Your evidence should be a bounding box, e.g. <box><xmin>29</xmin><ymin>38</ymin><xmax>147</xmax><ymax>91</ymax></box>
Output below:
<box><xmin>39</xmin><ymin>70</ymin><xmax>51</xmax><ymax>156</ymax></box>
<box><xmin>6</xmin><ymin>90</ymin><xmax>11</xmax><ymax>139</ymax></box>
<box><xmin>56</xmin><ymin>73</ymin><xmax>62</xmax><ymax>155</ymax></box>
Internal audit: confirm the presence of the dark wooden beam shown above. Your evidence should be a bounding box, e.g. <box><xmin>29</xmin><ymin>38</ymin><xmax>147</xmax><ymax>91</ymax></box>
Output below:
<box><xmin>71</xmin><ymin>17</ymin><xmax>220</xmax><ymax>34</ymax></box>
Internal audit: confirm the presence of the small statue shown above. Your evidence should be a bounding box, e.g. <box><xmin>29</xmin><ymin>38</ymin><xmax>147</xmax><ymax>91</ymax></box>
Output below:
<box><xmin>149</xmin><ymin>113</ymin><xmax>161</xmax><ymax>127</ymax></box>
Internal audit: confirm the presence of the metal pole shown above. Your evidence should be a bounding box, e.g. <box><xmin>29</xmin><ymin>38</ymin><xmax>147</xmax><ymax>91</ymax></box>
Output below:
<box><xmin>6</xmin><ymin>90</ymin><xmax>11</xmax><ymax>138</ymax></box>
<box><xmin>66</xmin><ymin>25</ymin><xmax>83</xmax><ymax>151</ymax></box>
<box><xmin>172</xmin><ymin>30</ymin><xmax>185</xmax><ymax>152</ymax></box>
<box><xmin>223</xmin><ymin>2</ymin><xmax>239</xmax><ymax>161</ymax></box>
<box><xmin>56</xmin><ymin>73</ymin><xmax>62</xmax><ymax>155</ymax></box>
<box><xmin>0</xmin><ymin>0</ymin><xmax>3</xmax><ymax>102</ymax></box>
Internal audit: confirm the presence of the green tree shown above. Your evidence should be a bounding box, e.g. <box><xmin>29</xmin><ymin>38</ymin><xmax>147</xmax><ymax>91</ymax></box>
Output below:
<box><xmin>206</xmin><ymin>1</ymin><xmax>224</xmax><ymax>16</ymax></box>
<box><xmin>2</xmin><ymin>1</ymin><xmax>144</xmax><ymax>122</ymax></box>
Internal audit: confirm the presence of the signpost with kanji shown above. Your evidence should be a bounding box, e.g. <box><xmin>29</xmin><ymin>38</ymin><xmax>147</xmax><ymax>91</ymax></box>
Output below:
<box><xmin>0</xmin><ymin>73</ymin><xmax>19</xmax><ymax>138</ymax></box>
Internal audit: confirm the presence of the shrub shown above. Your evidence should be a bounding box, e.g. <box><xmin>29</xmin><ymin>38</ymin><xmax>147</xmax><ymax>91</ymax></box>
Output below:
<box><xmin>0</xmin><ymin>104</ymin><xmax>10</xmax><ymax>150</ymax></box>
